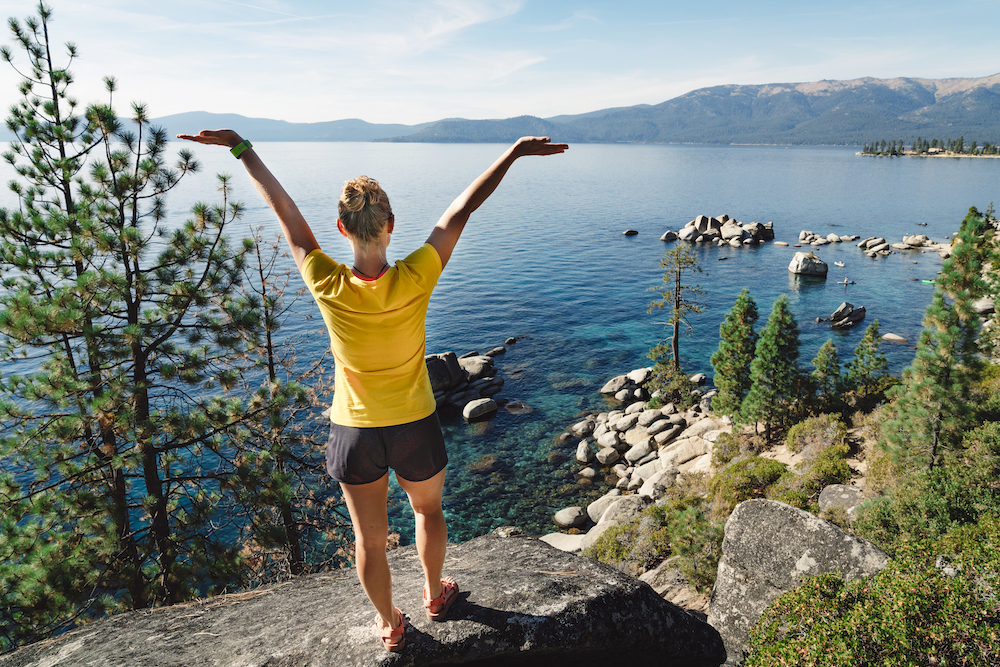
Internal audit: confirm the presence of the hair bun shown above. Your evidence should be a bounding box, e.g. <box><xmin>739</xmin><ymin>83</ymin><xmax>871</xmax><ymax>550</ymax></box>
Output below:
<box><xmin>338</xmin><ymin>175</ymin><xmax>393</xmax><ymax>243</ymax></box>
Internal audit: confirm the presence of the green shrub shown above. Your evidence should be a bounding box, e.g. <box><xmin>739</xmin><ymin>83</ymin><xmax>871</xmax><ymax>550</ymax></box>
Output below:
<box><xmin>746</xmin><ymin>513</ymin><xmax>1000</xmax><ymax>667</ymax></box>
<box><xmin>711</xmin><ymin>432</ymin><xmax>741</xmax><ymax>468</ymax></box>
<box><xmin>710</xmin><ymin>457</ymin><xmax>789</xmax><ymax>512</ymax></box>
<box><xmin>764</xmin><ymin>443</ymin><xmax>851</xmax><ymax>511</ymax></box>
<box><xmin>663</xmin><ymin>502</ymin><xmax>725</xmax><ymax>593</ymax></box>
<box><xmin>785</xmin><ymin>413</ymin><xmax>848</xmax><ymax>455</ymax></box>
<box><xmin>582</xmin><ymin>502</ymin><xmax>677</xmax><ymax>575</ymax></box>
<box><xmin>646</xmin><ymin>362</ymin><xmax>698</xmax><ymax>410</ymax></box>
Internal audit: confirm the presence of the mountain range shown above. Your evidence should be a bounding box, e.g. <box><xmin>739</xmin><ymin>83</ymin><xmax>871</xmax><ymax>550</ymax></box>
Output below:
<box><xmin>8</xmin><ymin>74</ymin><xmax>1000</xmax><ymax>145</ymax></box>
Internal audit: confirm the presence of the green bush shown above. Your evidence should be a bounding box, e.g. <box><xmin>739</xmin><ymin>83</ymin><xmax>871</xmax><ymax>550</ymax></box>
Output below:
<box><xmin>711</xmin><ymin>432</ymin><xmax>741</xmax><ymax>468</ymax></box>
<box><xmin>785</xmin><ymin>413</ymin><xmax>848</xmax><ymax>455</ymax></box>
<box><xmin>854</xmin><ymin>421</ymin><xmax>1000</xmax><ymax>553</ymax></box>
<box><xmin>710</xmin><ymin>457</ymin><xmax>789</xmax><ymax>512</ymax></box>
<box><xmin>746</xmin><ymin>514</ymin><xmax>1000</xmax><ymax>667</ymax></box>
<box><xmin>583</xmin><ymin>497</ymin><xmax>724</xmax><ymax>592</ymax></box>
<box><xmin>663</xmin><ymin>502</ymin><xmax>725</xmax><ymax>593</ymax></box>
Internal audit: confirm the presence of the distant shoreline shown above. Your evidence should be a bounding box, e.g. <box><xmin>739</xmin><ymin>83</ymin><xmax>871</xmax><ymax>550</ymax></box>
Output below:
<box><xmin>857</xmin><ymin>151</ymin><xmax>1000</xmax><ymax>159</ymax></box>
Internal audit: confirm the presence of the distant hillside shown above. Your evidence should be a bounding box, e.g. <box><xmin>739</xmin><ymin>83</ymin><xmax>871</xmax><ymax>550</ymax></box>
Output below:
<box><xmin>150</xmin><ymin>112</ymin><xmax>429</xmax><ymax>141</ymax></box>
<box><xmin>0</xmin><ymin>111</ymin><xmax>429</xmax><ymax>142</ymax></box>
<box><xmin>384</xmin><ymin>73</ymin><xmax>1000</xmax><ymax>145</ymax></box>
<box><xmin>3</xmin><ymin>75</ymin><xmax>998</xmax><ymax>145</ymax></box>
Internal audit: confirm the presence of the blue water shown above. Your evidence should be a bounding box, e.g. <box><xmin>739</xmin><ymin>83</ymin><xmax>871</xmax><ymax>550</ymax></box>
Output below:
<box><xmin>4</xmin><ymin>143</ymin><xmax>998</xmax><ymax>544</ymax></box>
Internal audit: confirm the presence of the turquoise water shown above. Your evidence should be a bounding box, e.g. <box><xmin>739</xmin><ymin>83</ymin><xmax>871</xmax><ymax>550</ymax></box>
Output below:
<box><xmin>5</xmin><ymin>143</ymin><xmax>999</xmax><ymax>544</ymax></box>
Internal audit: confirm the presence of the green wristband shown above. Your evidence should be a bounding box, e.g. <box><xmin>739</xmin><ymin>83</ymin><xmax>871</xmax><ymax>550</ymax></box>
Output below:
<box><xmin>231</xmin><ymin>140</ymin><xmax>253</xmax><ymax>159</ymax></box>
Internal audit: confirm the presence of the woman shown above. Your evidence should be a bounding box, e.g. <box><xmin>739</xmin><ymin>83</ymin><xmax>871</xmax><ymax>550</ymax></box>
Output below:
<box><xmin>177</xmin><ymin>129</ymin><xmax>568</xmax><ymax>651</ymax></box>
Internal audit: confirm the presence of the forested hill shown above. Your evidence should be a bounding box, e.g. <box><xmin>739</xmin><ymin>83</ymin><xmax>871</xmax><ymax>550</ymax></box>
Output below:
<box><xmin>385</xmin><ymin>73</ymin><xmax>1000</xmax><ymax>145</ymax></box>
<box><xmin>4</xmin><ymin>75</ymin><xmax>997</xmax><ymax>145</ymax></box>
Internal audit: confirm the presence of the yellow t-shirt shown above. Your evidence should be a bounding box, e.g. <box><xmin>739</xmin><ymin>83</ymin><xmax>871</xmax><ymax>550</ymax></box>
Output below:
<box><xmin>301</xmin><ymin>243</ymin><xmax>443</xmax><ymax>427</ymax></box>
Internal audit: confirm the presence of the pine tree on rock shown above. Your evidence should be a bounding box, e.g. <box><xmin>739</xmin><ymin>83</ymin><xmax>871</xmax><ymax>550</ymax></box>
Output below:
<box><xmin>742</xmin><ymin>295</ymin><xmax>802</xmax><ymax>442</ymax></box>
<box><xmin>710</xmin><ymin>289</ymin><xmax>759</xmax><ymax>419</ymax></box>
<box><xmin>846</xmin><ymin>320</ymin><xmax>889</xmax><ymax>399</ymax></box>
<box><xmin>646</xmin><ymin>245</ymin><xmax>705</xmax><ymax>403</ymax></box>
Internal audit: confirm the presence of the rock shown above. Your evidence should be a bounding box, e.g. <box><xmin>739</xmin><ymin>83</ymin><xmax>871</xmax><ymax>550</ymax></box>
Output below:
<box><xmin>660</xmin><ymin>436</ymin><xmax>712</xmax><ymax>467</ymax></box>
<box><xmin>639</xmin><ymin>467</ymin><xmax>679</xmax><ymax>500</ymax></box>
<box><xmin>627</xmin><ymin>367</ymin><xmax>654</xmax><ymax>385</ymax></box>
<box><xmin>623</xmin><ymin>229</ymin><xmax>639</xmax><ymax>236</ymax></box>
<box><xmin>569</xmin><ymin>419</ymin><xmax>595</xmax><ymax>437</ymax></box>
<box><xmin>864</xmin><ymin>237</ymin><xmax>887</xmax><ymax>249</ymax></box>
<box><xmin>654</xmin><ymin>423</ymin><xmax>684</xmax><ymax>446</ymax></box>
<box><xmin>831</xmin><ymin>305</ymin><xmax>866</xmax><ymax>329</ymax></box>
<box><xmin>625</xmin><ymin>440</ymin><xmax>653</xmax><ymax>464</ymax></box>
<box><xmin>973</xmin><ymin>296</ymin><xmax>996</xmax><ymax>314</ymax></box>
<box><xmin>505</xmin><ymin>336</ymin><xmax>517</xmax><ymax>345</ymax></box>
<box><xmin>554</xmin><ymin>506</ymin><xmax>588</xmax><ymax>528</ymax></box>
<box><xmin>720</xmin><ymin>220</ymin><xmax>744</xmax><ymax>241</ymax></box>
<box><xmin>830</xmin><ymin>301</ymin><xmax>853</xmax><ymax>321</ymax></box>
<box><xmin>633</xmin><ymin>458</ymin><xmax>662</xmax><ymax>482</ymax></box>
<box><xmin>773</xmin><ymin>241</ymin><xmax>789</xmax><ymax>246</ymax></box>
<box><xmin>12</xmin><ymin>532</ymin><xmax>726</xmax><ymax>667</ymax></box>
<box><xmin>818</xmin><ymin>484</ymin><xmax>866</xmax><ymax>518</ymax></box>
<box><xmin>463</xmin><ymin>398</ymin><xmax>497</xmax><ymax>420</ymax></box>
<box><xmin>689</xmin><ymin>372</ymin><xmax>707</xmax><ymax>385</ymax></box>
<box><xmin>614</xmin><ymin>388</ymin><xmax>632</xmax><ymax>402</ymax></box>
<box><xmin>576</xmin><ymin>439</ymin><xmax>595</xmax><ymax>464</ymax></box>
<box><xmin>598</xmin><ymin>495</ymin><xmax>647</xmax><ymax>526</ymax></box>
<box><xmin>639</xmin><ymin>557</ymin><xmax>711</xmax><ymax>618</ymax></box>
<box><xmin>678</xmin><ymin>225</ymin><xmax>699</xmax><ymax>242</ymax></box>
<box><xmin>596</xmin><ymin>431</ymin><xmax>620</xmax><ymax>449</ymax></box>
<box><xmin>679</xmin><ymin>453</ymin><xmax>712</xmax><ymax>475</ymax></box>
<box><xmin>484</xmin><ymin>346</ymin><xmax>507</xmax><ymax>357</ymax></box>
<box><xmin>612</xmin><ymin>463</ymin><xmax>630</xmax><ymax>479</ymax></box>
<box><xmin>600</xmin><ymin>374</ymin><xmax>631</xmax><ymax>395</ymax></box>
<box><xmin>539</xmin><ymin>532</ymin><xmax>586</xmax><ymax>553</ymax></box>
<box><xmin>788</xmin><ymin>251</ymin><xmax>828</xmax><ymax>276</ymax></box>
<box><xmin>660</xmin><ymin>230</ymin><xmax>678</xmax><ymax>242</ymax></box>
<box><xmin>681</xmin><ymin>417</ymin><xmax>727</xmax><ymax>439</ymax></box>
<box><xmin>614</xmin><ymin>412</ymin><xmax>641</xmax><ymax>432</ymax></box>
<box><xmin>587</xmin><ymin>490</ymin><xmax>623</xmax><ymax>523</ymax></box>
<box><xmin>596</xmin><ymin>447</ymin><xmax>620</xmax><ymax>466</ymax></box>
<box><xmin>868</xmin><ymin>242</ymin><xmax>889</xmax><ymax>253</ymax></box>
<box><xmin>459</xmin><ymin>355</ymin><xmax>495</xmax><ymax>382</ymax></box>
<box><xmin>578</xmin><ymin>467</ymin><xmax>597</xmax><ymax>480</ymax></box>
<box><xmin>826</xmin><ymin>233</ymin><xmax>841</xmax><ymax>243</ymax></box>
<box><xmin>425</xmin><ymin>351</ymin><xmax>464</xmax><ymax>392</ymax></box>
<box><xmin>467</xmin><ymin>455</ymin><xmax>500</xmax><ymax>474</ymax></box>
<box><xmin>708</xmin><ymin>500</ymin><xmax>890</xmax><ymax>665</ymax></box>
<box><xmin>882</xmin><ymin>333</ymin><xmax>909</xmax><ymax>344</ymax></box>
<box><xmin>638</xmin><ymin>409</ymin><xmax>663</xmax><ymax>427</ymax></box>
<box><xmin>624</xmin><ymin>400</ymin><xmax>647</xmax><ymax>415</ymax></box>
<box><xmin>579</xmin><ymin>521</ymin><xmax>616</xmax><ymax>551</ymax></box>
<box><xmin>504</xmin><ymin>399</ymin><xmax>532</xmax><ymax>414</ymax></box>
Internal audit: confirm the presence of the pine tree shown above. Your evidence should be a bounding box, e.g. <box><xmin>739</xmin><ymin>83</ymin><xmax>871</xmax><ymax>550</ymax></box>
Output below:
<box><xmin>710</xmin><ymin>289</ymin><xmax>759</xmax><ymax>419</ymax></box>
<box><xmin>647</xmin><ymin>244</ymin><xmax>705</xmax><ymax>372</ymax></box>
<box><xmin>881</xmin><ymin>207</ymin><xmax>995</xmax><ymax>472</ymax></box>
<box><xmin>741</xmin><ymin>295</ymin><xmax>801</xmax><ymax>442</ymax></box>
<box><xmin>0</xmin><ymin>5</ymin><xmax>336</xmax><ymax>647</ymax></box>
<box><xmin>846</xmin><ymin>320</ymin><xmax>888</xmax><ymax>399</ymax></box>
<box><xmin>811</xmin><ymin>339</ymin><xmax>842</xmax><ymax>412</ymax></box>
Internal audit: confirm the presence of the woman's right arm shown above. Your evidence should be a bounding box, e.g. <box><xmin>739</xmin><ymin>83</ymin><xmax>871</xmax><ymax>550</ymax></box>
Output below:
<box><xmin>176</xmin><ymin>129</ymin><xmax>320</xmax><ymax>271</ymax></box>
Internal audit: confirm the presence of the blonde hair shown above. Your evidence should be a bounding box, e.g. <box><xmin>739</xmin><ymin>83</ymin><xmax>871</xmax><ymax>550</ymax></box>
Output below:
<box><xmin>338</xmin><ymin>176</ymin><xmax>392</xmax><ymax>244</ymax></box>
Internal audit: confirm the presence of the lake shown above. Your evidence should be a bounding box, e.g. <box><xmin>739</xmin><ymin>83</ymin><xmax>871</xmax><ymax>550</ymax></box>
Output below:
<box><xmin>4</xmin><ymin>142</ymin><xmax>999</xmax><ymax>544</ymax></box>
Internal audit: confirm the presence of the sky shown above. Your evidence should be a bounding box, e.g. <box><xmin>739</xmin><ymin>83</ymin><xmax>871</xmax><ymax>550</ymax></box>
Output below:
<box><xmin>0</xmin><ymin>0</ymin><xmax>998</xmax><ymax>126</ymax></box>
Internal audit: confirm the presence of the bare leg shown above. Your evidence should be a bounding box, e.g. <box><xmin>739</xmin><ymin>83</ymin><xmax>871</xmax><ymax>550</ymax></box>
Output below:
<box><xmin>396</xmin><ymin>467</ymin><xmax>448</xmax><ymax>600</ymax></box>
<box><xmin>340</xmin><ymin>473</ymin><xmax>399</xmax><ymax>629</ymax></box>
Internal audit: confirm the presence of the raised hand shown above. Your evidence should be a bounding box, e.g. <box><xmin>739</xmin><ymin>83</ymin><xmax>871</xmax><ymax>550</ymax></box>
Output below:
<box><xmin>514</xmin><ymin>136</ymin><xmax>569</xmax><ymax>156</ymax></box>
<box><xmin>175</xmin><ymin>129</ymin><xmax>243</xmax><ymax>149</ymax></box>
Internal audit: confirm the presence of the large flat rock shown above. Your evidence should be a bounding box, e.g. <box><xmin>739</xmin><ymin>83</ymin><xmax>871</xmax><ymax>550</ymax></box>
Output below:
<box><xmin>3</xmin><ymin>532</ymin><xmax>725</xmax><ymax>667</ymax></box>
<box><xmin>707</xmin><ymin>500</ymin><xmax>888</xmax><ymax>665</ymax></box>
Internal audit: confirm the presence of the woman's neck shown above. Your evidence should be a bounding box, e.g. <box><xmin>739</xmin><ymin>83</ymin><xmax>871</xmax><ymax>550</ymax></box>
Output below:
<box><xmin>351</xmin><ymin>243</ymin><xmax>389</xmax><ymax>278</ymax></box>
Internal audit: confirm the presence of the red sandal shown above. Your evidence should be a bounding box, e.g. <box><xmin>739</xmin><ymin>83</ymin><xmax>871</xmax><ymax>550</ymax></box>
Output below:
<box><xmin>423</xmin><ymin>577</ymin><xmax>459</xmax><ymax>621</ymax></box>
<box><xmin>375</xmin><ymin>607</ymin><xmax>404</xmax><ymax>652</ymax></box>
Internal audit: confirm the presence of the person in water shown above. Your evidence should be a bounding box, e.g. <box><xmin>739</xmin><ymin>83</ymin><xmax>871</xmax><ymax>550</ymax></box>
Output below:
<box><xmin>177</xmin><ymin>129</ymin><xmax>568</xmax><ymax>651</ymax></box>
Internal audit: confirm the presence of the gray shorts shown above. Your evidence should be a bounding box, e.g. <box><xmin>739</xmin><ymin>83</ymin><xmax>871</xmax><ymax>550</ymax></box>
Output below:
<box><xmin>325</xmin><ymin>412</ymin><xmax>448</xmax><ymax>485</ymax></box>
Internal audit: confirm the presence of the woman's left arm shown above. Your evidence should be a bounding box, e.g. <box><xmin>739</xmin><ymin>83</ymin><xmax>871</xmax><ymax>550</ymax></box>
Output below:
<box><xmin>427</xmin><ymin>136</ymin><xmax>567</xmax><ymax>269</ymax></box>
